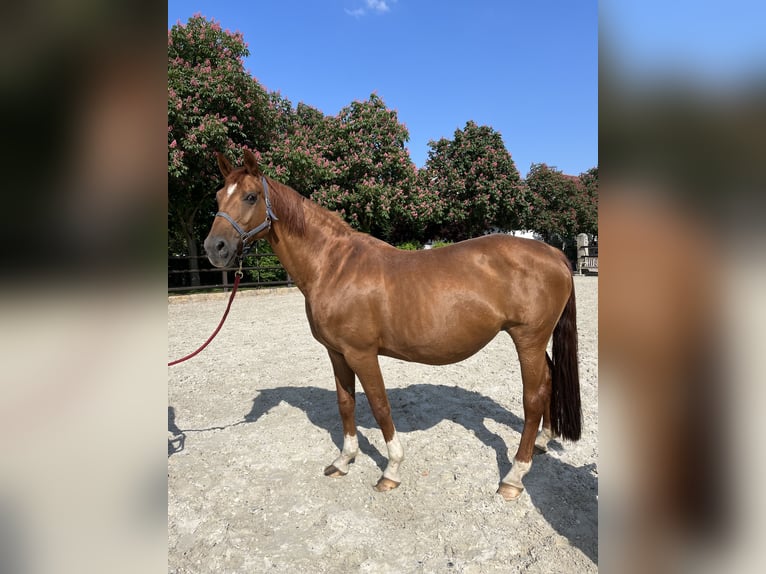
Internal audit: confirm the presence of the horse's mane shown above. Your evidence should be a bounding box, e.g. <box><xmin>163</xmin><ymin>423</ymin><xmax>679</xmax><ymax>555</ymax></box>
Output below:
<box><xmin>266</xmin><ymin>178</ymin><xmax>308</xmax><ymax>237</ymax></box>
<box><xmin>226</xmin><ymin>168</ymin><xmax>303</xmax><ymax>237</ymax></box>
<box><xmin>229</xmin><ymin>168</ymin><xmax>357</xmax><ymax>239</ymax></box>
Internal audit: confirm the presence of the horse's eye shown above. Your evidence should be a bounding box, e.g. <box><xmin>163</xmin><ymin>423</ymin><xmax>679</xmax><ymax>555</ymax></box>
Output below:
<box><xmin>244</xmin><ymin>193</ymin><xmax>257</xmax><ymax>204</ymax></box>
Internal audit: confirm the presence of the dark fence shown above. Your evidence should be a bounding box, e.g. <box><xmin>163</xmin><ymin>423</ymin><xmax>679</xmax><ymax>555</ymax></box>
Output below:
<box><xmin>168</xmin><ymin>251</ymin><xmax>292</xmax><ymax>293</ymax></box>
<box><xmin>170</xmin><ymin>234</ymin><xmax>595</xmax><ymax>292</ymax></box>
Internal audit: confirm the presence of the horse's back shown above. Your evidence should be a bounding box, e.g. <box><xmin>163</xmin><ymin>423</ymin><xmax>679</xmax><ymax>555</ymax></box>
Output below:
<box><xmin>316</xmin><ymin>235</ymin><xmax>571</xmax><ymax>364</ymax></box>
<box><xmin>389</xmin><ymin>234</ymin><xmax>570</xmax><ymax>289</ymax></box>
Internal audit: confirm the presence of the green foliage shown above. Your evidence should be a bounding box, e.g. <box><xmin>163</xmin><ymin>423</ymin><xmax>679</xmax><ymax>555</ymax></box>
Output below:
<box><xmin>260</xmin><ymin>92</ymin><xmax>425</xmax><ymax>243</ymax></box>
<box><xmin>395</xmin><ymin>240</ymin><xmax>451</xmax><ymax>251</ymax></box>
<box><xmin>418</xmin><ymin>121</ymin><xmax>529</xmax><ymax>240</ymax></box>
<box><xmin>243</xmin><ymin>241</ymin><xmax>287</xmax><ymax>284</ymax></box>
<box><xmin>525</xmin><ymin>163</ymin><xmax>598</xmax><ymax>251</ymax></box>
<box><xmin>168</xmin><ymin>15</ymin><xmax>275</xmax><ymax>256</ymax></box>
<box><xmin>577</xmin><ymin>166</ymin><xmax>599</xmax><ymax>236</ymax></box>
<box><xmin>308</xmin><ymin>94</ymin><xmax>419</xmax><ymax>241</ymax></box>
<box><xmin>396</xmin><ymin>241</ymin><xmax>422</xmax><ymax>251</ymax></box>
<box><xmin>260</xmin><ymin>98</ymin><xmax>335</xmax><ymax>197</ymax></box>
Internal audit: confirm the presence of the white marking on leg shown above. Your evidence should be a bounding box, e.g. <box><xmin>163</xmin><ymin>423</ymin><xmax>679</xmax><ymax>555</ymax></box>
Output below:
<box><xmin>331</xmin><ymin>434</ymin><xmax>358</xmax><ymax>474</ymax></box>
<box><xmin>382</xmin><ymin>430</ymin><xmax>404</xmax><ymax>483</ymax></box>
<box><xmin>534</xmin><ymin>427</ymin><xmax>555</xmax><ymax>452</ymax></box>
<box><xmin>501</xmin><ymin>458</ymin><xmax>532</xmax><ymax>489</ymax></box>
<box><xmin>226</xmin><ymin>183</ymin><xmax>238</xmax><ymax>197</ymax></box>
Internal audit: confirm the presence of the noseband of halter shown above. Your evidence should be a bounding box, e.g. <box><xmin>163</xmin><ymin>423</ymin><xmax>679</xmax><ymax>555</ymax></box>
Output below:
<box><xmin>215</xmin><ymin>175</ymin><xmax>279</xmax><ymax>255</ymax></box>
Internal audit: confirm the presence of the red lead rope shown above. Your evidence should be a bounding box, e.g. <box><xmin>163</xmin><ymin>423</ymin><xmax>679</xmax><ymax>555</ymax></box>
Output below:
<box><xmin>168</xmin><ymin>271</ymin><xmax>242</xmax><ymax>366</ymax></box>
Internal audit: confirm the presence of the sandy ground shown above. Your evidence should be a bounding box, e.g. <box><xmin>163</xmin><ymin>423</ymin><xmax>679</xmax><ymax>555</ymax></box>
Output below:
<box><xmin>168</xmin><ymin>276</ymin><xmax>598</xmax><ymax>573</ymax></box>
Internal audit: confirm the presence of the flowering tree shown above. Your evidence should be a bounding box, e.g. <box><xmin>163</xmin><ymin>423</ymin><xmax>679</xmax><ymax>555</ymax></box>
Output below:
<box><xmin>168</xmin><ymin>15</ymin><xmax>273</xmax><ymax>282</ymax></box>
<box><xmin>419</xmin><ymin>121</ymin><xmax>527</xmax><ymax>240</ymax></box>
<box><xmin>525</xmin><ymin>163</ymin><xmax>598</xmax><ymax>254</ymax></box>
<box><xmin>307</xmin><ymin>94</ymin><xmax>419</xmax><ymax>241</ymax></box>
<box><xmin>403</xmin><ymin>170</ymin><xmax>448</xmax><ymax>243</ymax></box>
<box><xmin>259</xmin><ymin>93</ymin><xmax>428</xmax><ymax>243</ymax></box>
<box><xmin>577</xmin><ymin>166</ymin><xmax>598</xmax><ymax>236</ymax></box>
<box><xmin>260</xmin><ymin>99</ymin><xmax>335</xmax><ymax>198</ymax></box>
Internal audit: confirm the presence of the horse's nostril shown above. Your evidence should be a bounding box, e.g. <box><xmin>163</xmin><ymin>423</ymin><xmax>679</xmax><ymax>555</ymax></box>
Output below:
<box><xmin>216</xmin><ymin>240</ymin><xmax>226</xmax><ymax>253</ymax></box>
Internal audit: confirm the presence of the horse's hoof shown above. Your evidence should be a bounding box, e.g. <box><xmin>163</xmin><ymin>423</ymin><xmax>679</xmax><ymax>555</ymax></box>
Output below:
<box><xmin>533</xmin><ymin>444</ymin><xmax>548</xmax><ymax>454</ymax></box>
<box><xmin>497</xmin><ymin>482</ymin><xmax>524</xmax><ymax>501</ymax></box>
<box><xmin>324</xmin><ymin>464</ymin><xmax>347</xmax><ymax>478</ymax></box>
<box><xmin>373</xmin><ymin>477</ymin><xmax>400</xmax><ymax>492</ymax></box>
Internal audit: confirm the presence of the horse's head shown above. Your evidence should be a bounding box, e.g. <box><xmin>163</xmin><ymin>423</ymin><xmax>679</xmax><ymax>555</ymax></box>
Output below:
<box><xmin>204</xmin><ymin>150</ymin><xmax>277</xmax><ymax>268</ymax></box>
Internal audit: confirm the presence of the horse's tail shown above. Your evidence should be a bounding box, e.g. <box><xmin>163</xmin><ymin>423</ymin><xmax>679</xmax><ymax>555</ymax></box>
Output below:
<box><xmin>550</xmin><ymin>277</ymin><xmax>582</xmax><ymax>441</ymax></box>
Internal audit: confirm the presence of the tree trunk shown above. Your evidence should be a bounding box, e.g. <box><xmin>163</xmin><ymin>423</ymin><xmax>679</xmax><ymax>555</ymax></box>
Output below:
<box><xmin>187</xmin><ymin>237</ymin><xmax>201</xmax><ymax>287</ymax></box>
<box><xmin>180</xmin><ymin>214</ymin><xmax>201</xmax><ymax>287</ymax></box>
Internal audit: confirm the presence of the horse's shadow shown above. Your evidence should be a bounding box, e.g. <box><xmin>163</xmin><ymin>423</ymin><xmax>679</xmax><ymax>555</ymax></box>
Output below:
<box><xmin>241</xmin><ymin>384</ymin><xmax>598</xmax><ymax>563</ymax></box>
<box><xmin>167</xmin><ymin>406</ymin><xmax>186</xmax><ymax>456</ymax></box>
<box><xmin>245</xmin><ymin>384</ymin><xmax>527</xmax><ymax>476</ymax></box>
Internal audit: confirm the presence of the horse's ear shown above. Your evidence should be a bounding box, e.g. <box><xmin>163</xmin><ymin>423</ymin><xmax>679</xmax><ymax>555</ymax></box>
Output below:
<box><xmin>216</xmin><ymin>152</ymin><xmax>233</xmax><ymax>178</ymax></box>
<box><xmin>243</xmin><ymin>149</ymin><xmax>262</xmax><ymax>177</ymax></box>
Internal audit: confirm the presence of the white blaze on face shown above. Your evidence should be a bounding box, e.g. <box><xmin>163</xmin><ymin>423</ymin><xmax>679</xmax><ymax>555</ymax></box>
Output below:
<box><xmin>226</xmin><ymin>183</ymin><xmax>238</xmax><ymax>197</ymax></box>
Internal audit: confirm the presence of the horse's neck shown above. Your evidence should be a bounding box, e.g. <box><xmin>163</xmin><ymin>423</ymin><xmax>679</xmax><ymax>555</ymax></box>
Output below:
<box><xmin>267</xmin><ymin>202</ymin><xmax>353</xmax><ymax>296</ymax></box>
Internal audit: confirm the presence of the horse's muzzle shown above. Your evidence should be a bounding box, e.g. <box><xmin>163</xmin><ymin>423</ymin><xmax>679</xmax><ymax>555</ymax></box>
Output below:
<box><xmin>204</xmin><ymin>235</ymin><xmax>237</xmax><ymax>268</ymax></box>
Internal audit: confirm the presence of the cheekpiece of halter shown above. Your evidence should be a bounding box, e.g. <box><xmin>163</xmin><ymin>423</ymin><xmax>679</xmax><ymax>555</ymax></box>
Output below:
<box><xmin>215</xmin><ymin>175</ymin><xmax>279</xmax><ymax>256</ymax></box>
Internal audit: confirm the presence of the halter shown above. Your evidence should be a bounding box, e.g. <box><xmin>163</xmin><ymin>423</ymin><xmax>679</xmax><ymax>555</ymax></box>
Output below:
<box><xmin>215</xmin><ymin>175</ymin><xmax>279</xmax><ymax>255</ymax></box>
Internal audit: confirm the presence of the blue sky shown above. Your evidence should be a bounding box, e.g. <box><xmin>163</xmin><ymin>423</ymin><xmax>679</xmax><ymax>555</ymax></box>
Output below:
<box><xmin>601</xmin><ymin>0</ymin><xmax>766</xmax><ymax>85</ymax></box>
<box><xmin>168</xmin><ymin>0</ymin><xmax>597</xmax><ymax>177</ymax></box>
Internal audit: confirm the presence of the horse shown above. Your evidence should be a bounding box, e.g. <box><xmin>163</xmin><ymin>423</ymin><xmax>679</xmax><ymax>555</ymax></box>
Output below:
<box><xmin>203</xmin><ymin>150</ymin><xmax>581</xmax><ymax>501</ymax></box>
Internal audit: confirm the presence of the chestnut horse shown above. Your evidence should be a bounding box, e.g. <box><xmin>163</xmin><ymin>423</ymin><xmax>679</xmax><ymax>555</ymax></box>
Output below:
<box><xmin>204</xmin><ymin>150</ymin><xmax>581</xmax><ymax>500</ymax></box>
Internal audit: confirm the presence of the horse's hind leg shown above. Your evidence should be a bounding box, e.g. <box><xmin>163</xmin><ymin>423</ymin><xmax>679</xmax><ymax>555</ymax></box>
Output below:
<box><xmin>498</xmin><ymin>333</ymin><xmax>551</xmax><ymax>501</ymax></box>
<box><xmin>344</xmin><ymin>351</ymin><xmax>404</xmax><ymax>492</ymax></box>
<box><xmin>534</xmin><ymin>353</ymin><xmax>556</xmax><ymax>453</ymax></box>
<box><xmin>324</xmin><ymin>349</ymin><xmax>359</xmax><ymax>478</ymax></box>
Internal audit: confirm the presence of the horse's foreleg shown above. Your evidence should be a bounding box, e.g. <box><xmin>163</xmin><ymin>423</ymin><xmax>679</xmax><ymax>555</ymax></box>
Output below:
<box><xmin>345</xmin><ymin>352</ymin><xmax>404</xmax><ymax>492</ymax></box>
<box><xmin>498</xmin><ymin>338</ymin><xmax>550</xmax><ymax>501</ymax></box>
<box><xmin>324</xmin><ymin>350</ymin><xmax>358</xmax><ymax>478</ymax></box>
